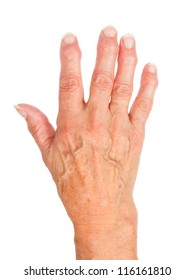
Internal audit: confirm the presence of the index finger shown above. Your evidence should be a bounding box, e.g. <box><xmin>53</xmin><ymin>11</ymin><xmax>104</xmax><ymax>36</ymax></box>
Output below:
<box><xmin>57</xmin><ymin>33</ymin><xmax>84</xmax><ymax>127</ymax></box>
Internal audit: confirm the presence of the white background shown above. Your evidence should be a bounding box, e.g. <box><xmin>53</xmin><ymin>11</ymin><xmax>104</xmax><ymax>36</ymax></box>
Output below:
<box><xmin>0</xmin><ymin>0</ymin><xmax>195</xmax><ymax>279</ymax></box>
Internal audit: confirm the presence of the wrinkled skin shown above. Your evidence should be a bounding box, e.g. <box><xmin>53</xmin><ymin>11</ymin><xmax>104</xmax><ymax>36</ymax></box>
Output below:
<box><xmin>16</xmin><ymin>26</ymin><xmax>158</xmax><ymax>259</ymax></box>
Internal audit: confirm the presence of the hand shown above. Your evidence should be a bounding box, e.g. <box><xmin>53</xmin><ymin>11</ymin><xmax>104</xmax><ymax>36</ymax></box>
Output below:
<box><xmin>15</xmin><ymin>26</ymin><xmax>158</xmax><ymax>259</ymax></box>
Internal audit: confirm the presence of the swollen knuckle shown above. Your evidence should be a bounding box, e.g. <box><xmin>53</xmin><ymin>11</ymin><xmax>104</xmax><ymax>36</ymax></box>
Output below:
<box><xmin>143</xmin><ymin>77</ymin><xmax>158</xmax><ymax>89</ymax></box>
<box><xmin>113</xmin><ymin>82</ymin><xmax>133</xmax><ymax>97</ymax></box>
<box><xmin>134</xmin><ymin>55</ymin><xmax>138</xmax><ymax>64</ymax></box>
<box><xmin>89</xmin><ymin>121</ymin><xmax>103</xmax><ymax>132</ymax></box>
<box><xmin>61</xmin><ymin>48</ymin><xmax>81</xmax><ymax>60</ymax></box>
<box><xmin>152</xmin><ymin>78</ymin><xmax>158</xmax><ymax>88</ymax></box>
<box><xmin>98</xmin><ymin>41</ymin><xmax>119</xmax><ymax>55</ymax></box>
<box><xmin>119</xmin><ymin>54</ymin><xmax>137</xmax><ymax>66</ymax></box>
<box><xmin>137</xmin><ymin>97</ymin><xmax>153</xmax><ymax>115</ymax></box>
<box><xmin>92</xmin><ymin>72</ymin><xmax>113</xmax><ymax>91</ymax></box>
<box><xmin>60</xmin><ymin>76</ymin><xmax>81</xmax><ymax>92</ymax></box>
<box><xmin>127</xmin><ymin>55</ymin><xmax>138</xmax><ymax>65</ymax></box>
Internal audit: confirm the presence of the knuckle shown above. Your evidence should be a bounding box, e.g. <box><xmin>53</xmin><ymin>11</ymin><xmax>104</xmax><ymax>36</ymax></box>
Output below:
<box><xmin>92</xmin><ymin>72</ymin><xmax>113</xmax><ymax>91</ymax></box>
<box><xmin>136</xmin><ymin>97</ymin><xmax>153</xmax><ymax>115</ymax></box>
<box><xmin>85</xmin><ymin>109</ymin><xmax>105</xmax><ymax>134</ymax></box>
<box><xmin>153</xmin><ymin>78</ymin><xmax>159</xmax><ymax>88</ymax></box>
<box><xmin>113</xmin><ymin>82</ymin><xmax>133</xmax><ymax>97</ymax></box>
<box><xmin>59</xmin><ymin>75</ymin><xmax>81</xmax><ymax>93</ymax></box>
<box><xmin>28</xmin><ymin>116</ymin><xmax>48</xmax><ymax>138</ymax></box>
<box><xmin>134</xmin><ymin>55</ymin><xmax>138</xmax><ymax>64</ymax></box>
<box><xmin>61</xmin><ymin>48</ymin><xmax>81</xmax><ymax>60</ymax></box>
<box><xmin>86</xmin><ymin>113</ymin><xmax>103</xmax><ymax>132</ymax></box>
<box><xmin>88</xmin><ymin>122</ymin><xmax>103</xmax><ymax>132</ymax></box>
<box><xmin>28</xmin><ymin>123</ymin><xmax>39</xmax><ymax>137</ymax></box>
<box><xmin>143</xmin><ymin>77</ymin><xmax>158</xmax><ymax>88</ymax></box>
<box><xmin>98</xmin><ymin>41</ymin><xmax>119</xmax><ymax>55</ymax></box>
<box><xmin>119</xmin><ymin>54</ymin><xmax>138</xmax><ymax>66</ymax></box>
<box><xmin>127</xmin><ymin>55</ymin><xmax>138</xmax><ymax>65</ymax></box>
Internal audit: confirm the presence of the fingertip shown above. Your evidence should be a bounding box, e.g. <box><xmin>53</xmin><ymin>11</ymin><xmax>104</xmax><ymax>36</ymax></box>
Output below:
<box><xmin>98</xmin><ymin>26</ymin><xmax>118</xmax><ymax>54</ymax></box>
<box><xmin>62</xmin><ymin>32</ymin><xmax>76</xmax><ymax>45</ymax></box>
<box><xmin>15</xmin><ymin>103</ymin><xmax>47</xmax><ymax>121</ymax></box>
<box><xmin>121</xmin><ymin>33</ymin><xmax>135</xmax><ymax>49</ymax></box>
<box><xmin>15</xmin><ymin>104</ymin><xmax>55</xmax><ymax>154</ymax></box>
<box><xmin>101</xmin><ymin>25</ymin><xmax>117</xmax><ymax>37</ymax></box>
<box><xmin>147</xmin><ymin>63</ymin><xmax>157</xmax><ymax>74</ymax></box>
<box><xmin>141</xmin><ymin>63</ymin><xmax>158</xmax><ymax>87</ymax></box>
<box><xmin>14</xmin><ymin>104</ymin><xmax>28</xmax><ymax>119</ymax></box>
<box><xmin>60</xmin><ymin>32</ymin><xmax>82</xmax><ymax>60</ymax></box>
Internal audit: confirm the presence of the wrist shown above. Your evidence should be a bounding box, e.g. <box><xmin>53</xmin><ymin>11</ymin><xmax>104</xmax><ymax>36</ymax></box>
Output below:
<box><xmin>73</xmin><ymin>205</ymin><xmax>138</xmax><ymax>260</ymax></box>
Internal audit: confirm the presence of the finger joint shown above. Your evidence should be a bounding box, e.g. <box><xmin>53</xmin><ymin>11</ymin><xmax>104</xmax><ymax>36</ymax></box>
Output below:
<box><xmin>113</xmin><ymin>82</ymin><xmax>133</xmax><ymax>97</ymax></box>
<box><xmin>91</xmin><ymin>72</ymin><xmax>113</xmax><ymax>92</ymax></box>
<box><xmin>60</xmin><ymin>75</ymin><xmax>81</xmax><ymax>93</ymax></box>
<box><xmin>136</xmin><ymin>96</ymin><xmax>153</xmax><ymax>115</ymax></box>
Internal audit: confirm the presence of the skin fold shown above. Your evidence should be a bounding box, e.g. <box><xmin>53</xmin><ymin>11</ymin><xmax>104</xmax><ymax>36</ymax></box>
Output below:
<box><xmin>15</xmin><ymin>26</ymin><xmax>158</xmax><ymax>260</ymax></box>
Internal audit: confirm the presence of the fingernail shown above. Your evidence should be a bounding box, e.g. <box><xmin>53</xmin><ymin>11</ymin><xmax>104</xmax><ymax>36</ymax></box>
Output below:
<box><xmin>148</xmin><ymin>63</ymin><xmax>157</xmax><ymax>73</ymax></box>
<box><xmin>14</xmin><ymin>105</ymin><xmax>27</xmax><ymax>119</ymax></box>
<box><xmin>102</xmin><ymin>26</ymin><xmax>117</xmax><ymax>37</ymax></box>
<box><xmin>123</xmin><ymin>33</ymin><xmax>135</xmax><ymax>49</ymax></box>
<box><xmin>62</xmin><ymin>33</ymin><xmax>76</xmax><ymax>45</ymax></box>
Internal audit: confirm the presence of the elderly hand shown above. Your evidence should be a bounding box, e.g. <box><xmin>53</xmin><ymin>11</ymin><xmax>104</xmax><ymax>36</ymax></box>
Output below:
<box><xmin>15</xmin><ymin>26</ymin><xmax>158</xmax><ymax>259</ymax></box>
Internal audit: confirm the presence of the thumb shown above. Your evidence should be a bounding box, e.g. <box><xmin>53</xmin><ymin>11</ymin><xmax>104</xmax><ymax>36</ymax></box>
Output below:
<box><xmin>15</xmin><ymin>104</ymin><xmax>55</xmax><ymax>156</ymax></box>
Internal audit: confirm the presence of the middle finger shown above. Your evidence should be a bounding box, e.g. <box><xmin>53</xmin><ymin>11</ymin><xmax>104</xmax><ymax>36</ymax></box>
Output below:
<box><xmin>88</xmin><ymin>26</ymin><xmax>119</xmax><ymax>110</ymax></box>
